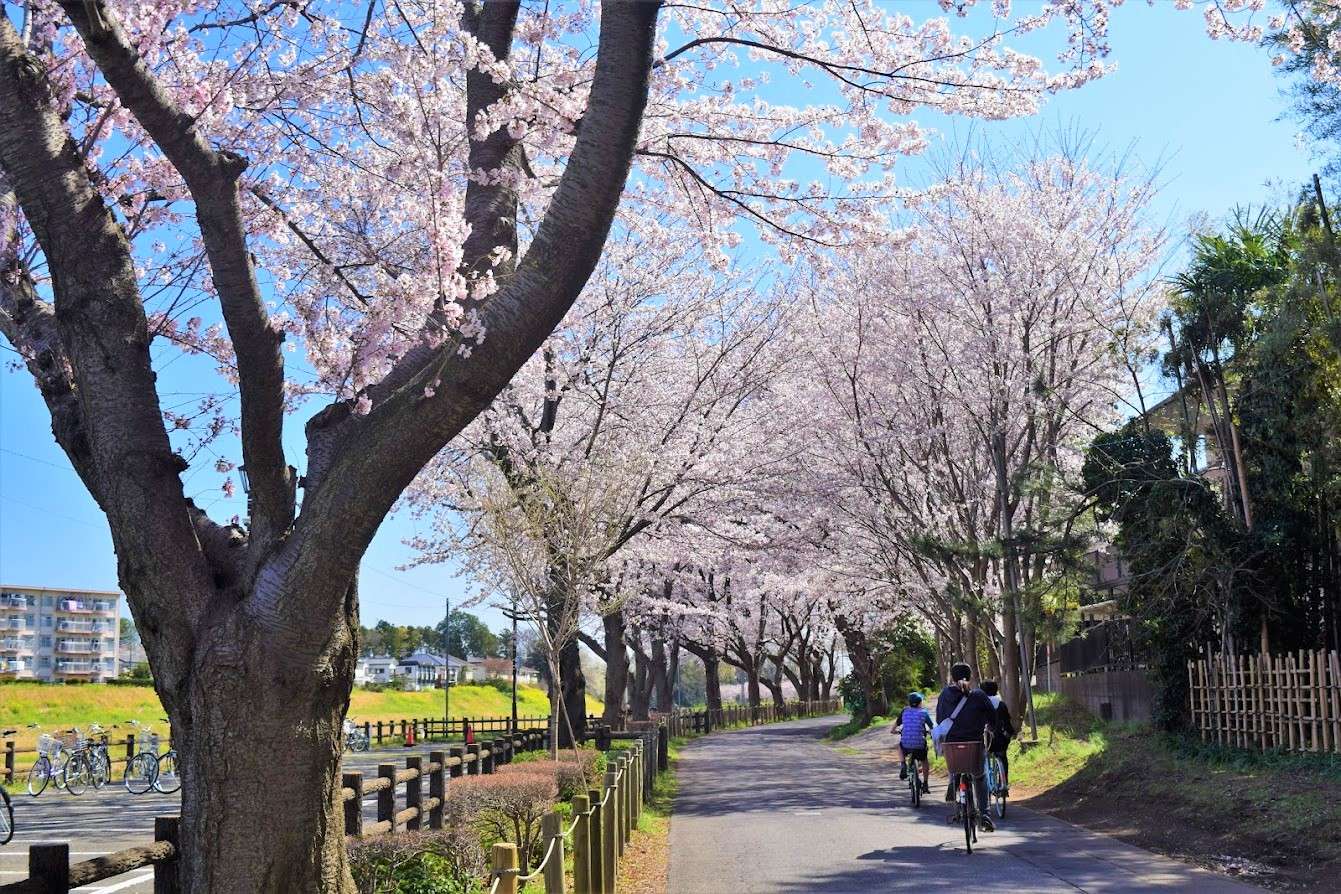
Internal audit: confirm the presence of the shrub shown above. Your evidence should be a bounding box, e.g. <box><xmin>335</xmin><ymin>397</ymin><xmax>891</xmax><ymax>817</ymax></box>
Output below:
<box><xmin>347</xmin><ymin>828</ymin><xmax>485</xmax><ymax>894</ymax></box>
<box><xmin>448</xmin><ymin>769</ymin><xmax>558</xmax><ymax>872</ymax></box>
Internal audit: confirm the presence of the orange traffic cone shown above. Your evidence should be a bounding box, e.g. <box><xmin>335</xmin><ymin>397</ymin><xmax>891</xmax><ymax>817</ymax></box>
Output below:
<box><xmin>405</xmin><ymin>723</ymin><xmax>416</xmax><ymax>747</ymax></box>
<box><xmin>464</xmin><ymin>721</ymin><xmax>475</xmax><ymax>746</ymax></box>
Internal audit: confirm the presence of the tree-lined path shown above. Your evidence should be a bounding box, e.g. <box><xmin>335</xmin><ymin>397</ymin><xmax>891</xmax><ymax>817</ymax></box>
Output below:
<box><xmin>667</xmin><ymin>717</ymin><xmax>1259</xmax><ymax>893</ymax></box>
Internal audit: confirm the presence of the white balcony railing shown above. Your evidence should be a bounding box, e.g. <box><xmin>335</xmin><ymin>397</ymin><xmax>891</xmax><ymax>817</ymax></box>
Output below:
<box><xmin>56</xmin><ymin>660</ymin><xmax>95</xmax><ymax>673</ymax></box>
<box><xmin>0</xmin><ymin>638</ymin><xmax>31</xmax><ymax>652</ymax></box>
<box><xmin>0</xmin><ymin>619</ymin><xmax>27</xmax><ymax>631</ymax></box>
<box><xmin>0</xmin><ymin>595</ymin><xmax>29</xmax><ymax>609</ymax></box>
<box><xmin>57</xmin><ymin>640</ymin><xmax>95</xmax><ymax>654</ymax></box>
<box><xmin>58</xmin><ymin>600</ymin><xmax>114</xmax><ymax>614</ymax></box>
<box><xmin>0</xmin><ymin>660</ymin><xmax>25</xmax><ymax>673</ymax></box>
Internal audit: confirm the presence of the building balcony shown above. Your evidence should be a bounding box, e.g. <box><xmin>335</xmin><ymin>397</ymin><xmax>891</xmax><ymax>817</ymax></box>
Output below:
<box><xmin>0</xmin><ymin>659</ymin><xmax>28</xmax><ymax>674</ymax></box>
<box><xmin>0</xmin><ymin>638</ymin><xmax>32</xmax><ymax>652</ymax></box>
<box><xmin>0</xmin><ymin>619</ymin><xmax>28</xmax><ymax>631</ymax></box>
<box><xmin>57</xmin><ymin>640</ymin><xmax>96</xmax><ymax>654</ymax></box>
<box><xmin>56</xmin><ymin>660</ymin><xmax>96</xmax><ymax>674</ymax></box>
<box><xmin>0</xmin><ymin>595</ymin><xmax>30</xmax><ymax>609</ymax></box>
<box><xmin>58</xmin><ymin>599</ymin><xmax>114</xmax><ymax>614</ymax></box>
<box><xmin>57</xmin><ymin>620</ymin><xmax>110</xmax><ymax>634</ymax></box>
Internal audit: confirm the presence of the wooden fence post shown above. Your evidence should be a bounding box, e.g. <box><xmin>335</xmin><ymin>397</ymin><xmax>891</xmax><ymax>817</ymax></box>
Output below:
<box><xmin>572</xmin><ymin>795</ymin><xmax>591</xmax><ymax>894</ymax></box>
<box><xmin>406</xmin><ymin>755</ymin><xmax>422</xmax><ymax>831</ymax></box>
<box><xmin>542</xmin><ymin>810</ymin><xmax>565</xmax><ymax>894</ymax></box>
<box><xmin>601</xmin><ymin>772</ymin><xmax>617</xmax><ymax>894</ymax></box>
<box><xmin>124</xmin><ymin>733</ymin><xmax>135</xmax><ymax>767</ymax></box>
<box><xmin>429</xmin><ymin>750</ymin><xmax>445</xmax><ymax>830</ymax></box>
<box><xmin>492</xmin><ymin>843</ymin><xmax>519</xmax><ymax>894</ymax></box>
<box><xmin>3</xmin><ymin>739</ymin><xmax>12</xmax><ymax>784</ymax></box>
<box><xmin>657</xmin><ymin>726</ymin><xmax>669</xmax><ymax>772</ymax></box>
<box><xmin>448</xmin><ymin>745</ymin><xmax>465</xmax><ymax>779</ymax></box>
<box><xmin>378</xmin><ymin>763</ymin><xmax>396</xmax><ymax>830</ymax></box>
<box><xmin>466</xmin><ymin>743</ymin><xmax>480</xmax><ymax>775</ymax></box>
<box><xmin>482</xmin><ymin>741</ymin><xmax>495</xmax><ymax>774</ymax></box>
<box><xmin>587</xmin><ymin>788</ymin><xmax>604</xmax><ymax>894</ymax></box>
<box><xmin>153</xmin><ymin>815</ymin><xmax>181</xmax><ymax>894</ymax></box>
<box><xmin>30</xmin><ymin>843</ymin><xmax>70</xmax><ymax>894</ymax></box>
<box><xmin>376</xmin><ymin>720</ymin><xmax>384</xmax><ymax>745</ymax></box>
<box><xmin>363</xmin><ymin>720</ymin><xmax>371</xmax><ymax>746</ymax></box>
<box><xmin>342</xmin><ymin>771</ymin><xmax>364</xmax><ymax>838</ymax></box>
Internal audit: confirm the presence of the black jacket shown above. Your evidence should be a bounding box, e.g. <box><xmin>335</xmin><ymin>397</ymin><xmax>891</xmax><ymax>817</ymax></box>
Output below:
<box><xmin>991</xmin><ymin>699</ymin><xmax>1016</xmax><ymax>750</ymax></box>
<box><xmin>935</xmin><ymin>684</ymin><xmax>996</xmax><ymax>743</ymax></box>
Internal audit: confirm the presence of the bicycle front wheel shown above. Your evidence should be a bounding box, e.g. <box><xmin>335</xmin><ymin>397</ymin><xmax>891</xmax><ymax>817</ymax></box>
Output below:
<box><xmin>63</xmin><ymin>754</ymin><xmax>89</xmax><ymax>796</ymax></box>
<box><xmin>0</xmin><ymin>787</ymin><xmax>13</xmax><ymax>844</ymax></box>
<box><xmin>910</xmin><ymin>771</ymin><xmax>921</xmax><ymax>808</ymax></box>
<box><xmin>153</xmin><ymin>751</ymin><xmax>180</xmax><ymax>794</ymax></box>
<box><xmin>91</xmin><ymin>750</ymin><xmax>111</xmax><ymax>790</ymax></box>
<box><xmin>124</xmin><ymin>753</ymin><xmax>158</xmax><ymax>795</ymax></box>
<box><xmin>26</xmin><ymin>757</ymin><xmax>49</xmax><ymax>797</ymax></box>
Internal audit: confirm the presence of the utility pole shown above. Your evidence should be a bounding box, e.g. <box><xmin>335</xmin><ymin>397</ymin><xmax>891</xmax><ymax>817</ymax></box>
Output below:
<box><xmin>511</xmin><ymin>592</ymin><xmax>519</xmax><ymax>734</ymax></box>
<box><xmin>450</xmin><ymin>595</ymin><xmax>455</xmax><ymax>739</ymax></box>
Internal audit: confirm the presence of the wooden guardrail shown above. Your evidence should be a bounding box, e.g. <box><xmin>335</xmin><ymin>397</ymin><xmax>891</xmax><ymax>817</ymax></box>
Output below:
<box><xmin>1189</xmin><ymin>650</ymin><xmax>1341</xmax><ymax>753</ymax></box>
<box><xmin>2</xmin><ymin>700</ymin><xmax>839</xmax><ymax>892</ymax></box>
<box><xmin>0</xmin><ymin>730</ymin><xmax>544</xmax><ymax>894</ymax></box>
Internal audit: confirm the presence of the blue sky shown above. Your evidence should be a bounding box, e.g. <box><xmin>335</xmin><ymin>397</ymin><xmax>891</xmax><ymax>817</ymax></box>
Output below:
<box><xmin>0</xmin><ymin>1</ymin><xmax>1320</xmax><ymax>635</ymax></box>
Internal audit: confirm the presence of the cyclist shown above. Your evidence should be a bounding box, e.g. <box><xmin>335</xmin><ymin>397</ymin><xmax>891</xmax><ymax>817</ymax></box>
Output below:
<box><xmin>893</xmin><ymin>692</ymin><xmax>932</xmax><ymax>794</ymax></box>
<box><xmin>980</xmin><ymin>680</ymin><xmax>1015</xmax><ymax>797</ymax></box>
<box><xmin>936</xmin><ymin>661</ymin><xmax>996</xmax><ymax>832</ymax></box>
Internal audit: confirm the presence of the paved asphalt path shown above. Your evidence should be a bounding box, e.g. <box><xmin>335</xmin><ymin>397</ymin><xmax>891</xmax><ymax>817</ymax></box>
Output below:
<box><xmin>668</xmin><ymin>715</ymin><xmax>1263</xmax><ymax>894</ymax></box>
<box><xmin>0</xmin><ymin>744</ymin><xmax>458</xmax><ymax>892</ymax></box>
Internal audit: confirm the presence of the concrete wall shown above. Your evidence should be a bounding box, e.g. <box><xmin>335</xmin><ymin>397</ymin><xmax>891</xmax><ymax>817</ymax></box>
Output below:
<box><xmin>1037</xmin><ymin>664</ymin><xmax>1154</xmax><ymax>724</ymax></box>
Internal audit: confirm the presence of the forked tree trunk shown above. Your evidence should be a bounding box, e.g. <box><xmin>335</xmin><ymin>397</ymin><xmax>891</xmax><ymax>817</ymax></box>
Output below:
<box><xmin>704</xmin><ymin>652</ymin><xmax>723</xmax><ymax>712</ymax></box>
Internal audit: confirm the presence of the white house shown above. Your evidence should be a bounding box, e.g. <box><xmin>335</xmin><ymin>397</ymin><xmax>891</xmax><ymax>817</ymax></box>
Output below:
<box><xmin>355</xmin><ymin>655</ymin><xmax>404</xmax><ymax>686</ymax></box>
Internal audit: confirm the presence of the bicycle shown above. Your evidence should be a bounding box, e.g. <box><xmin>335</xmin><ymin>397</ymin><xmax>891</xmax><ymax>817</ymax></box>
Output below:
<box><xmin>123</xmin><ymin>721</ymin><xmax>160</xmax><ymax>795</ymax></box>
<box><xmin>63</xmin><ymin>724</ymin><xmax>112</xmax><ymax>795</ymax></box>
<box><xmin>343</xmin><ymin>719</ymin><xmax>370</xmax><ymax>753</ymax></box>
<box><xmin>942</xmin><ymin>738</ymin><xmax>985</xmax><ymax>854</ymax></box>
<box><xmin>152</xmin><ymin>718</ymin><xmax>179</xmax><ymax>796</ymax></box>
<box><xmin>907</xmin><ymin>755</ymin><xmax>923</xmax><ymax>807</ymax></box>
<box><xmin>1</xmin><ymin>728</ymin><xmax>14</xmax><ymax>845</ymax></box>
<box><xmin>27</xmin><ymin>730</ymin><xmax>75</xmax><ymax>797</ymax></box>
<box><xmin>984</xmin><ymin>747</ymin><xmax>1007</xmax><ymax>820</ymax></box>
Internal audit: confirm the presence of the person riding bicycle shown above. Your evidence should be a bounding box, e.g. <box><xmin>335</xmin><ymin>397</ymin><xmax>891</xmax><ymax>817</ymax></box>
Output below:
<box><xmin>893</xmin><ymin>692</ymin><xmax>932</xmax><ymax>794</ymax></box>
<box><xmin>936</xmin><ymin>662</ymin><xmax>996</xmax><ymax>832</ymax></box>
<box><xmin>980</xmin><ymin>680</ymin><xmax>1015</xmax><ymax>797</ymax></box>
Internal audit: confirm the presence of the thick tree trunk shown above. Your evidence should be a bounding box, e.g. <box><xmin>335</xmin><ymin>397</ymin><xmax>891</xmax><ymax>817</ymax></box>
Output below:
<box><xmin>834</xmin><ymin>615</ymin><xmax>888</xmax><ymax>723</ymax></box>
<box><xmin>600</xmin><ymin>611</ymin><xmax>628</xmax><ymax>726</ymax></box>
<box><xmin>557</xmin><ymin>637</ymin><xmax>586</xmax><ymax>746</ymax></box>
<box><xmin>650</xmin><ymin>636</ymin><xmax>678</xmax><ymax>711</ymax></box>
<box><xmin>703</xmin><ymin>652</ymin><xmax>723</xmax><ymax>712</ymax></box>
<box><xmin>744</xmin><ymin>663</ymin><xmax>762</xmax><ymax>708</ymax></box>
<box><xmin>177</xmin><ymin>660</ymin><xmax>353</xmax><ymax>890</ymax></box>
<box><xmin>629</xmin><ymin>647</ymin><xmax>651</xmax><ymax>721</ymax></box>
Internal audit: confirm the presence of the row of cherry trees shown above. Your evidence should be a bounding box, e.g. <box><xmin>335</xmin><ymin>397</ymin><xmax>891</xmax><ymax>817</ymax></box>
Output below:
<box><xmin>0</xmin><ymin>0</ymin><xmax>1314</xmax><ymax>890</ymax></box>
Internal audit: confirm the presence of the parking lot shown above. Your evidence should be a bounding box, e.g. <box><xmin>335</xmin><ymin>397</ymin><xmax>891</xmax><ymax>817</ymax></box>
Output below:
<box><xmin>0</xmin><ymin>745</ymin><xmax>460</xmax><ymax>892</ymax></box>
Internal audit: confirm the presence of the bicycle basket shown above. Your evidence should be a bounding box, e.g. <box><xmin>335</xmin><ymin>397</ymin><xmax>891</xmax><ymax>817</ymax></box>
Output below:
<box><xmin>942</xmin><ymin>742</ymin><xmax>983</xmax><ymax>775</ymax></box>
<box><xmin>37</xmin><ymin>734</ymin><xmax>57</xmax><ymax>754</ymax></box>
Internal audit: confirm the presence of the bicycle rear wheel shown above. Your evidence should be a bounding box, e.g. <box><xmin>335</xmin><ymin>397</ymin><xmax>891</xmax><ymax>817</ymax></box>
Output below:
<box><xmin>910</xmin><ymin>770</ymin><xmax>921</xmax><ymax>808</ymax></box>
<box><xmin>124</xmin><ymin>753</ymin><xmax>158</xmax><ymax>795</ymax></box>
<box><xmin>0</xmin><ymin>787</ymin><xmax>13</xmax><ymax>844</ymax></box>
<box><xmin>91</xmin><ymin>750</ymin><xmax>111</xmax><ymax>789</ymax></box>
<box><xmin>962</xmin><ymin>776</ymin><xmax>975</xmax><ymax>854</ymax></box>
<box><xmin>26</xmin><ymin>757</ymin><xmax>49</xmax><ymax>797</ymax></box>
<box><xmin>153</xmin><ymin>750</ymin><xmax>180</xmax><ymax>794</ymax></box>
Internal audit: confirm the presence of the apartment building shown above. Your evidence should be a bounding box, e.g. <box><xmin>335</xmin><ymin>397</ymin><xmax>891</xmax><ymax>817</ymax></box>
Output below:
<box><xmin>0</xmin><ymin>585</ymin><xmax>121</xmax><ymax>682</ymax></box>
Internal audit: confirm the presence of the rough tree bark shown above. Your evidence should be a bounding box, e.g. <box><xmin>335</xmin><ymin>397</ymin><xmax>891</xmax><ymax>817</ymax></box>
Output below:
<box><xmin>833</xmin><ymin>614</ymin><xmax>888</xmax><ymax>723</ymax></box>
<box><xmin>0</xmin><ymin>2</ymin><xmax>663</xmax><ymax>890</ymax></box>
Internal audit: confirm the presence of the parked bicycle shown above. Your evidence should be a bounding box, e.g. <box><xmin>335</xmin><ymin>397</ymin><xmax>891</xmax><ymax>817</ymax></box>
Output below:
<box><xmin>123</xmin><ymin>721</ymin><xmax>160</xmax><ymax>795</ymax></box>
<box><xmin>343</xmin><ymin>719</ymin><xmax>370</xmax><ymax>753</ymax></box>
<box><xmin>27</xmin><ymin>729</ymin><xmax>76</xmax><ymax>797</ymax></box>
<box><xmin>1</xmin><ymin>728</ymin><xmax>14</xmax><ymax>844</ymax></box>
<box><xmin>63</xmin><ymin>724</ymin><xmax>113</xmax><ymax>795</ymax></box>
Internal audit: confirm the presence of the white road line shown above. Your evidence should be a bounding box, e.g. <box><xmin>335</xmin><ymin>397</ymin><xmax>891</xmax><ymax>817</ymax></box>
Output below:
<box><xmin>76</xmin><ymin>870</ymin><xmax>153</xmax><ymax>892</ymax></box>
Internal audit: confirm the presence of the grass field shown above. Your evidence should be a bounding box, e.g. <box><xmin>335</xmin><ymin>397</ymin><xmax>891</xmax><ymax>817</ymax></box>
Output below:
<box><xmin>0</xmin><ymin>681</ymin><xmax>602</xmax><ymax>755</ymax></box>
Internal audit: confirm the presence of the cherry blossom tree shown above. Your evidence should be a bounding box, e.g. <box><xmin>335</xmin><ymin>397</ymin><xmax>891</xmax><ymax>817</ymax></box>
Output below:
<box><xmin>802</xmin><ymin>141</ymin><xmax>1164</xmax><ymax>723</ymax></box>
<box><xmin>0</xmin><ymin>1</ymin><xmax>1120</xmax><ymax>889</ymax></box>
